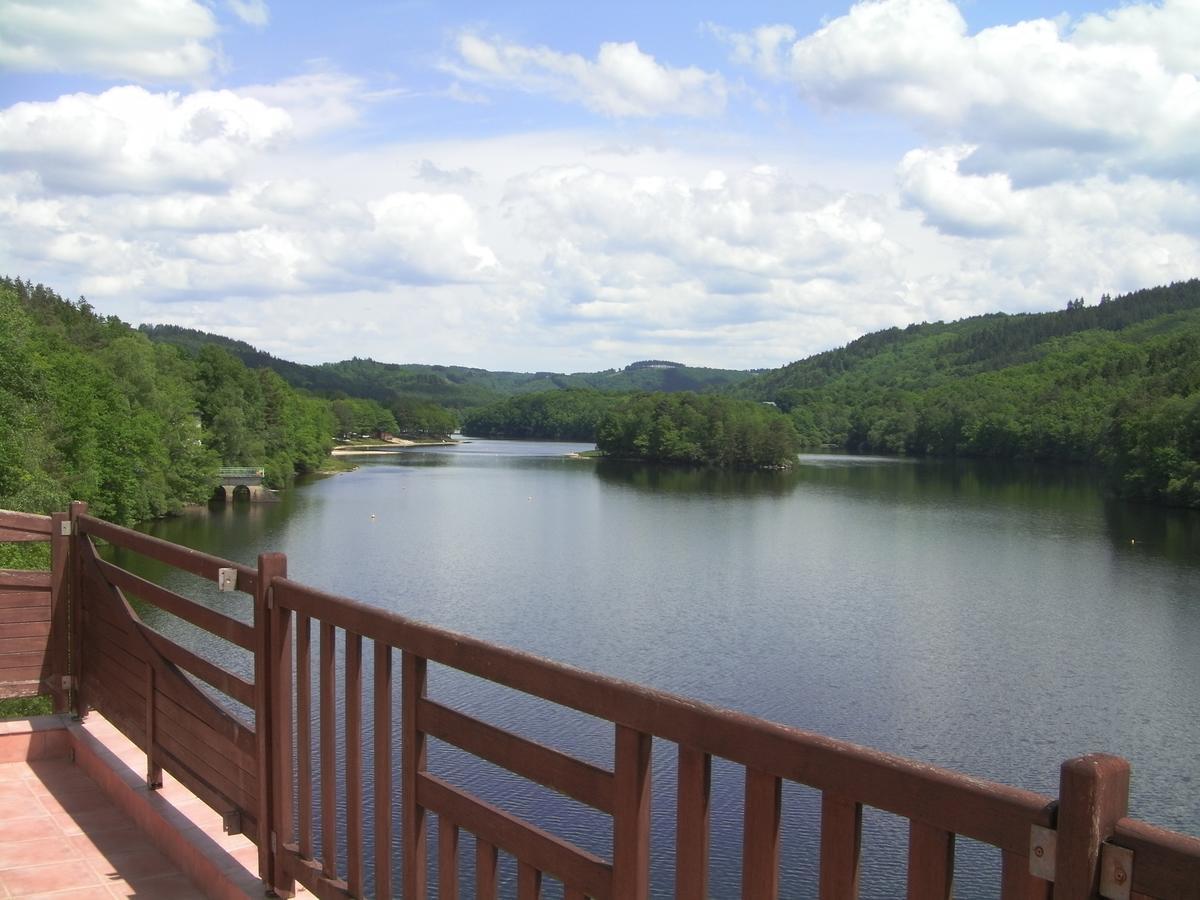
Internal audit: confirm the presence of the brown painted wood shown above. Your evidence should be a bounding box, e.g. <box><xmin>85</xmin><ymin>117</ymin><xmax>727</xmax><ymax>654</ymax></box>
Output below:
<box><xmin>417</xmin><ymin>774</ymin><xmax>613</xmax><ymax>899</ymax></box>
<box><xmin>133</xmin><ymin>621</ymin><xmax>254</xmax><ymax>706</ymax></box>
<box><xmin>0</xmin><ymin>527</ymin><xmax>50</xmax><ymax>542</ymax></box>
<box><xmin>0</xmin><ymin>635</ymin><xmax>50</xmax><ymax>653</ymax></box>
<box><xmin>1113</xmin><ymin>817</ymin><xmax>1200</xmax><ymax>900</ymax></box>
<box><xmin>373</xmin><ymin>640</ymin><xmax>393</xmax><ymax>900</ymax></box>
<box><xmin>675</xmin><ymin>745</ymin><xmax>710</xmax><ymax>900</ymax></box>
<box><xmin>94</xmin><ymin>557</ymin><xmax>255</xmax><ymax>649</ymax></box>
<box><xmin>0</xmin><ymin>598</ymin><xmax>50</xmax><ymax>617</ymax></box>
<box><xmin>261</xmin><ymin>552</ymin><xmax>294</xmax><ymax>895</ymax></box>
<box><xmin>564</xmin><ymin>889</ymin><xmax>588</xmax><ymax>900</ymax></box>
<box><xmin>145</xmin><ymin>662</ymin><xmax>162</xmax><ymax>789</ymax></box>
<box><xmin>906</xmin><ymin>820</ymin><xmax>955</xmax><ymax>900</ymax></box>
<box><xmin>438</xmin><ymin>817</ymin><xmax>459</xmax><ymax>900</ymax></box>
<box><xmin>0</xmin><ymin>621</ymin><xmax>50</xmax><ymax>638</ymax></box>
<box><xmin>281</xmin><ymin>849</ymin><xmax>353</xmax><ymax>899</ymax></box>
<box><xmin>0</xmin><ymin>650</ymin><xmax>52</xmax><ymax>670</ymax></box>
<box><xmin>69</xmin><ymin>501</ymin><xmax>88</xmax><ymax>718</ymax></box>
<box><xmin>272</xmin><ymin>579</ymin><xmax>1049</xmax><ymax>854</ymax></box>
<box><xmin>613</xmin><ymin>725</ymin><xmax>651</xmax><ymax>900</ymax></box>
<box><xmin>47</xmin><ymin>511</ymin><xmax>68</xmax><ymax>713</ymax></box>
<box><xmin>418</xmin><ymin>698</ymin><xmax>615</xmax><ymax>813</ymax></box>
<box><xmin>402</xmin><ymin>651</ymin><xmax>428</xmax><ymax>900</ymax></box>
<box><xmin>297</xmin><ymin>612</ymin><xmax>313</xmax><ymax>859</ymax></box>
<box><xmin>0</xmin><ymin>571</ymin><xmax>51</xmax><ymax>589</ymax></box>
<box><xmin>742</xmin><ymin>767</ymin><xmax>782</xmax><ymax>900</ymax></box>
<box><xmin>518</xmin><ymin>861</ymin><xmax>543</xmax><ymax>900</ymax></box>
<box><xmin>475</xmin><ymin>837</ymin><xmax>498</xmax><ymax>900</ymax></box>
<box><xmin>0</xmin><ymin>510</ymin><xmax>52</xmax><ymax>534</ymax></box>
<box><xmin>819</xmin><ymin>792</ymin><xmax>862</xmax><ymax>900</ymax></box>
<box><xmin>1056</xmin><ymin>754</ymin><xmax>1130</xmax><ymax>900</ymax></box>
<box><xmin>1000</xmin><ymin>849</ymin><xmax>1051</xmax><ymax>899</ymax></box>
<box><xmin>79</xmin><ymin>514</ymin><xmax>258</xmax><ymax>594</ymax></box>
<box><xmin>320</xmin><ymin>620</ymin><xmax>338</xmax><ymax>880</ymax></box>
<box><xmin>344</xmin><ymin>631</ymin><xmax>363</xmax><ymax>896</ymax></box>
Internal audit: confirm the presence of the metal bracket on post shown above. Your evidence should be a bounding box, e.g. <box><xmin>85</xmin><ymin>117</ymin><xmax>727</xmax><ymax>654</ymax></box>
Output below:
<box><xmin>223</xmin><ymin>809</ymin><xmax>243</xmax><ymax>835</ymax></box>
<box><xmin>1029</xmin><ymin>825</ymin><xmax>1057</xmax><ymax>882</ymax></box>
<box><xmin>217</xmin><ymin>568</ymin><xmax>237</xmax><ymax>592</ymax></box>
<box><xmin>59</xmin><ymin>675</ymin><xmax>76</xmax><ymax>690</ymax></box>
<box><xmin>59</xmin><ymin>521</ymin><xmax>72</xmax><ymax>536</ymax></box>
<box><xmin>1099</xmin><ymin>842</ymin><xmax>1134</xmax><ymax>900</ymax></box>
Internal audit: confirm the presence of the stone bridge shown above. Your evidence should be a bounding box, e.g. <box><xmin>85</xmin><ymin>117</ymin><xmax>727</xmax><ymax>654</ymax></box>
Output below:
<box><xmin>215</xmin><ymin>466</ymin><xmax>272</xmax><ymax>502</ymax></box>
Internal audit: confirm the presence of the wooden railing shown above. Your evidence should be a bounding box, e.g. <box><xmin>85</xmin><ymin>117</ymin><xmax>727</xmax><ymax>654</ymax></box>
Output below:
<box><xmin>2</xmin><ymin>504</ymin><xmax>1198</xmax><ymax>897</ymax></box>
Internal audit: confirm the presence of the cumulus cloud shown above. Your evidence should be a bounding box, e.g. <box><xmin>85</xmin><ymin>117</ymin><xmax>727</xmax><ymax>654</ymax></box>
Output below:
<box><xmin>898</xmin><ymin>146</ymin><xmax>1027</xmax><ymax>237</ymax></box>
<box><xmin>414</xmin><ymin>159</ymin><xmax>481</xmax><ymax>186</ymax></box>
<box><xmin>504</xmin><ymin>164</ymin><xmax>900</xmax><ymax>334</ymax></box>
<box><xmin>720</xmin><ymin>0</ymin><xmax>1200</xmax><ymax>186</ymax></box>
<box><xmin>0</xmin><ymin>86</ymin><xmax>292</xmax><ymax>194</ymax></box>
<box><xmin>0</xmin><ymin>0</ymin><xmax>220</xmax><ymax>82</ymax></box>
<box><xmin>451</xmin><ymin>33</ymin><xmax>727</xmax><ymax>117</ymax></box>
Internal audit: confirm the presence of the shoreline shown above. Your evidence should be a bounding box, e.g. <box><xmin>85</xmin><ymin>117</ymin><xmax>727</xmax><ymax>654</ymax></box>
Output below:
<box><xmin>330</xmin><ymin>438</ymin><xmax>457</xmax><ymax>456</ymax></box>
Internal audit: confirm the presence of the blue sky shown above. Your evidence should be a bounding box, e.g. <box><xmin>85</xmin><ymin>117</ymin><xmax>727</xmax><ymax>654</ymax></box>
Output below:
<box><xmin>1</xmin><ymin>1</ymin><xmax>1197</xmax><ymax>371</ymax></box>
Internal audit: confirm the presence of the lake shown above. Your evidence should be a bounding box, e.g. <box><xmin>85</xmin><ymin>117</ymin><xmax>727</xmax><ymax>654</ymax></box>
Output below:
<box><xmin>117</xmin><ymin>439</ymin><xmax>1200</xmax><ymax>897</ymax></box>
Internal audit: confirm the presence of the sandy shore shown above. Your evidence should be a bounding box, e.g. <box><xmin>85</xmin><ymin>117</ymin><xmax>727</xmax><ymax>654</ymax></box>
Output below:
<box><xmin>330</xmin><ymin>439</ymin><xmax>455</xmax><ymax>456</ymax></box>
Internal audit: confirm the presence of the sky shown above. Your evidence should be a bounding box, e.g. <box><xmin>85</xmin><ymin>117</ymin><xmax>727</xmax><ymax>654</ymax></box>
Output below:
<box><xmin>1</xmin><ymin>1</ymin><xmax>1198</xmax><ymax>373</ymax></box>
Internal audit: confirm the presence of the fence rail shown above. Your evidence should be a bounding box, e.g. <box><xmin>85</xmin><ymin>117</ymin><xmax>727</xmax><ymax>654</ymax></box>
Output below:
<box><xmin>1</xmin><ymin>505</ymin><xmax>1198</xmax><ymax>897</ymax></box>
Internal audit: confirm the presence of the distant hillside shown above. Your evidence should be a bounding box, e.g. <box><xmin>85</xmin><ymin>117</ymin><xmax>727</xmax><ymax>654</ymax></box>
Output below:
<box><xmin>737</xmin><ymin>280</ymin><xmax>1200</xmax><ymax>506</ymax></box>
<box><xmin>139</xmin><ymin>325</ymin><xmax>754</xmax><ymax>408</ymax></box>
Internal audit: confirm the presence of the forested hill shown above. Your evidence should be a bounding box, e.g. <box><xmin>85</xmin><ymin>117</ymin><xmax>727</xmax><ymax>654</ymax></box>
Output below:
<box><xmin>1</xmin><ymin>279</ymin><xmax>335</xmax><ymax>525</ymax></box>
<box><xmin>140</xmin><ymin>326</ymin><xmax>754</xmax><ymax>408</ymax></box>
<box><xmin>738</xmin><ymin>280</ymin><xmax>1200</xmax><ymax>506</ymax></box>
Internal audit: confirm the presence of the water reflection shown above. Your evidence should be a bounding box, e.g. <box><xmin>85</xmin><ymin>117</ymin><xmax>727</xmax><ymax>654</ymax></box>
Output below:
<box><xmin>594</xmin><ymin>459</ymin><xmax>801</xmax><ymax>497</ymax></box>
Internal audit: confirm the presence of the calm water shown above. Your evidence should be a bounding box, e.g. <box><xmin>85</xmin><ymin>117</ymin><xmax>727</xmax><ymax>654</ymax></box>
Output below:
<box><xmin>118</xmin><ymin>440</ymin><xmax>1200</xmax><ymax>897</ymax></box>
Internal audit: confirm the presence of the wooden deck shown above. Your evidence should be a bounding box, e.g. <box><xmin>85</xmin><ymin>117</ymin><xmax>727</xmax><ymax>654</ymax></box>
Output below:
<box><xmin>2</xmin><ymin>504</ymin><xmax>1198</xmax><ymax>898</ymax></box>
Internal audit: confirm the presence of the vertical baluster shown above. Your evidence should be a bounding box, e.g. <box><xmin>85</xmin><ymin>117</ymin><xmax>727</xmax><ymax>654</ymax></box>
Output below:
<box><xmin>819</xmin><ymin>792</ymin><xmax>862</xmax><ymax>900</ymax></box>
<box><xmin>297</xmin><ymin>613</ymin><xmax>313</xmax><ymax>859</ymax></box>
<box><xmin>475</xmin><ymin>838</ymin><xmax>498</xmax><ymax>900</ymax></box>
<box><xmin>345</xmin><ymin>632</ymin><xmax>363</xmax><ymax>895</ymax></box>
<box><xmin>676</xmin><ymin>745</ymin><xmax>710</xmax><ymax>900</ymax></box>
<box><xmin>906</xmin><ymin>820</ymin><xmax>954</xmax><ymax>900</ymax></box>
<box><xmin>518</xmin><ymin>862</ymin><xmax>542</xmax><ymax>899</ymax></box>
<box><xmin>742</xmin><ymin>768</ymin><xmax>782</xmax><ymax>900</ymax></box>
<box><xmin>373</xmin><ymin>641</ymin><xmax>393</xmax><ymax>900</ymax></box>
<box><xmin>320</xmin><ymin>621</ymin><xmax>338</xmax><ymax>880</ymax></box>
<box><xmin>144</xmin><ymin>661</ymin><xmax>161</xmax><ymax>789</ymax></box>
<box><xmin>402</xmin><ymin>651</ymin><xmax>428</xmax><ymax>900</ymax></box>
<box><xmin>1000</xmin><ymin>849</ymin><xmax>1051</xmax><ymax>900</ymax></box>
<box><xmin>439</xmin><ymin>817</ymin><xmax>459</xmax><ymax>899</ymax></box>
<box><xmin>613</xmin><ymin>725</ymin><xmax>651</xmax><ymax>900</ymax></box>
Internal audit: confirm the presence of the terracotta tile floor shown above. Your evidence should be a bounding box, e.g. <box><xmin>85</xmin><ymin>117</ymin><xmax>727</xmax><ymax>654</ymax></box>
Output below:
<box><xmin>0</xmin><ymin>714</ymin><xmax>289</xmax><ymax>900</ymax></box>
<box><xmin>0</xmin><ymin>757</ymin><xmax>206</xmax><ymax>899</ymax></box>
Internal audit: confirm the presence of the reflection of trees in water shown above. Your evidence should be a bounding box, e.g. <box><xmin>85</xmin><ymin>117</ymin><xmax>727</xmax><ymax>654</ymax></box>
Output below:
<box><xmin>1102</xmin><ymin>499</ymin><xmax>1200</xmax><ymax>568</ymax></box>
<box><xmin>593</xmin><ymin>459</ymin><xmax>800</xmax><ymax>497</ymax></box>
<box><xmin>790</xmin><ymin>455</ymin><xmax>1105</xmax><ymax>513</ymax></box>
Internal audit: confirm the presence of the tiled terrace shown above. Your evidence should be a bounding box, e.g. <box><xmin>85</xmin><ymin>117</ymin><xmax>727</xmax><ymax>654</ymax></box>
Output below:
<box><xmin>0</xmin><ymin>715</ymin><xmax>277</xmax><ymax>899</ymax></box>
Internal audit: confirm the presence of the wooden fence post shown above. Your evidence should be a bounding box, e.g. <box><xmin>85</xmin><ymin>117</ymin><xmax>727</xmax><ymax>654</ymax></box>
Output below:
<box><xmin>67</xmin><ymin>501</ymin><xmax>87</xmax><ymax>719</ymax></box>
<box><xmin>1055</xmin><ymin>754</ymin><xmax>1130</xmax><ymax>900</ymax></box>
<box><xmin>255</xmin><ymin>552</ymin><xmax>293</xmax><ymax>896</ymax></box>
<box><xmin>48</xmin><ymin>511</ymin><xmax>69</xmax><ymax>713</ymax></box>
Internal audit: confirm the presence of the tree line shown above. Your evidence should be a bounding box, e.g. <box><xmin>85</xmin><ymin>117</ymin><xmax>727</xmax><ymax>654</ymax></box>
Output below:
<box><xmin>1</xmin><ymin>279</ymin><xmax>330</xmax><ymax>525</ymax></box>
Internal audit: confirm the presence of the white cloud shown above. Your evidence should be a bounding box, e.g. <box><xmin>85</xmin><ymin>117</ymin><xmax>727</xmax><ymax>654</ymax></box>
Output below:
<box><xmin>240</xmin><ymin>71</ymin><xmax>362</xmax><ymax>136</ymax></box>
<box><xmin>0</xmin><ymin>0</ymin><xmax>219</xmax><ymax>82</ymax></box>
<box><xmin>705</xmin><ymin>22</ymin><xmax>797</xmax><ymax>79</ymax></box>
<box><xmin>898</xmin><ymin>146</ymin><xmax>1027</xmax><ymax>237</ymax></box>
<box><xmin>451</xmin><ymin>34</ymin><xmax>727</xmax><ymax>117</ymax></box>
<box><xmin>722</xmin><ymin>0</ymin><xmax>1200</xmax><ymax>185</ymax></box>
<box><xmin>0</xmin><ymin>85</ymin><xmax>292</xmax><ymax>193</ymax></box>
<box><xmin>226</xmin><ymin>0</ymin><xmax>269</xmax><ymax>27</ymax></box>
